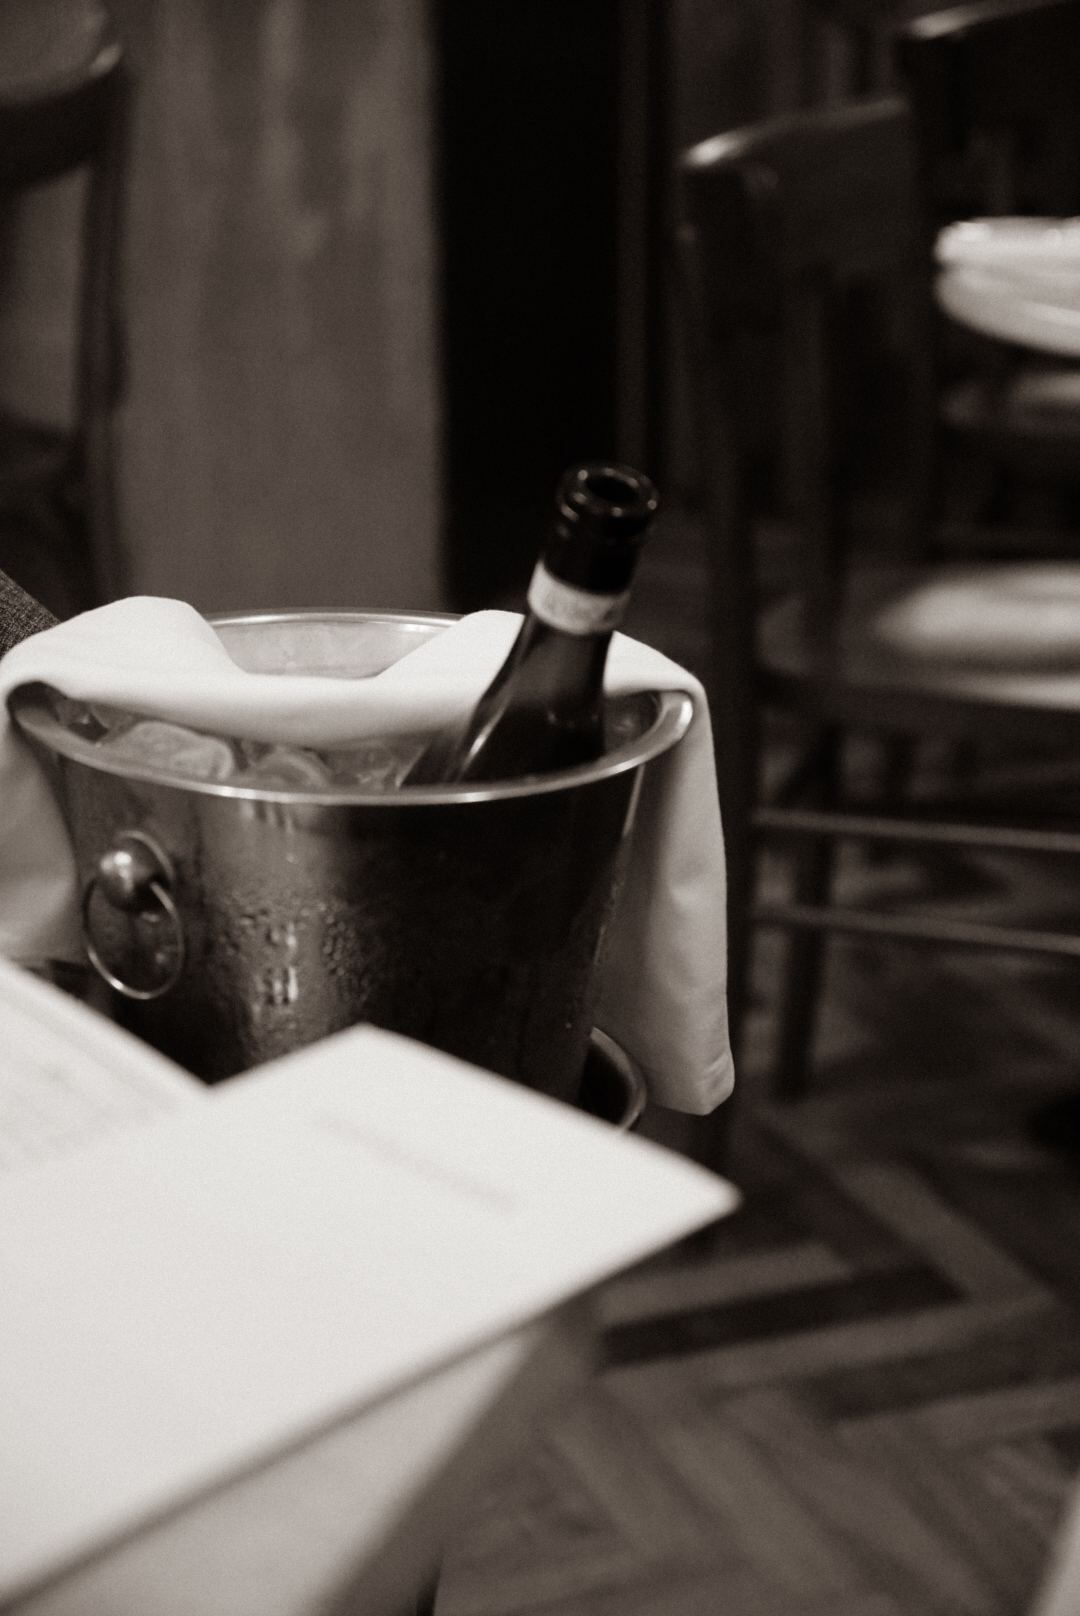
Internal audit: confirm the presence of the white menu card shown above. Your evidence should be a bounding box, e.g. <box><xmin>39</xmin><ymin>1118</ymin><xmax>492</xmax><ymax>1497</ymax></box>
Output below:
<box><xmin>0</xmin><ymin>958</ymin><xmax>736</xmax><ymax>1603</ymax></box>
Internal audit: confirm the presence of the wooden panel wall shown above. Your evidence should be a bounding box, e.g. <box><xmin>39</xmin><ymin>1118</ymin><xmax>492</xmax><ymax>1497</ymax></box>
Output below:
<box><xmin>107</xmin><ymin>0</ymin><xmax>443</xmax><ymax>614</ymax></box>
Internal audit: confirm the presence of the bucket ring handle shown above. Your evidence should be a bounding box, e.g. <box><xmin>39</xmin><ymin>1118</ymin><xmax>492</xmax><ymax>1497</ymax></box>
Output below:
<box><xmin>82</xmin><ymin>831</ymin><xmax>186</xmax><ymax>1001</ymax></box>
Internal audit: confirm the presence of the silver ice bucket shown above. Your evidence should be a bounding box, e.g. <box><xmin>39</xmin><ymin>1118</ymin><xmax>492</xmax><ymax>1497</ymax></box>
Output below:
<box><xmin>12</xmin><ymin>610</ymin><xmax>692</xmax><ymax>1105</ymax></box>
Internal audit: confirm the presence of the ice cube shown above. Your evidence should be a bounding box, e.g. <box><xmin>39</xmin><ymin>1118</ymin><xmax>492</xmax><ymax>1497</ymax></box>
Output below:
<box><xmin>98</xmin><ymin>720</ymin><xmax>238</xmax><ymax>781</ymax></box>
<box><xmin>47</xmin><ymin>691</ymin><xmax>110</xmax><ymax>742</ymax></box>
<box><xmin>58</xmin><ymin>703</ymin><xmax>431</xmax><ymax>794</ymax></box>
<box><xmin>239</xmin><ymin>744</ymin><xmax>334</xmax><ymax>789</ymax></box>
<box><xmin>320</xmin><ymin>736</ymin><xmax>428</xmax><ymax>791</ymax></box>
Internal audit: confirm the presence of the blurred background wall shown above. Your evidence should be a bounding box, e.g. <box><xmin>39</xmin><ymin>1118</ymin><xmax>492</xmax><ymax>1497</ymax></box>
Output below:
<box><xmin>103</xmin><ymin>0</ymin><xmax>443</xmax><ymax>614</ymax></box>
<box><xmin>0</xmin><ymin>0</ymin><xmax>908</xmax><ymax>619</ymax></box>
<box><xmin>111</xmin><ymin>0</ymin><xmax>439</xmax><ymax>610</ymax></box>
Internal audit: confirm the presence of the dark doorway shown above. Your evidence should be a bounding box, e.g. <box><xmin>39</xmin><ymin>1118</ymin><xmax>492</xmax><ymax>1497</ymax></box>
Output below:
<box><xmin>434</xmin><ymin>1</ymin><xmax>666</xmax><ymax>609</ymax></box>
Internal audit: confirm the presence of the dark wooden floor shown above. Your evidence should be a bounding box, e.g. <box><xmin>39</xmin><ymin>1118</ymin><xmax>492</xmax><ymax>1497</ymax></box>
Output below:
<box><xmin>432</xmin><ymin>510</ymin><xmax>1080</xmax><ymax>1616</ymax></box>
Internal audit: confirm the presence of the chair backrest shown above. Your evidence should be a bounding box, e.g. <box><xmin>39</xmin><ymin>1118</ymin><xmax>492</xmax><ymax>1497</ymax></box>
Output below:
<box><xmin>678</xmin><ymin>96</ymin><xmax>933</xmax><ymax>652</ymax></box>
<box><xmin>0</xmin><ymin>25</ymin><xmax>128</xmax><ymax>433</ymax></box>
<box><xmin>676</xmin><ymin>98</ymin><xmax>936</xmax><ymax>1020</ymax></box>
<box><xmin>0</xmin><ymin>19</ymin><xmax>130</xmax><ymax>602</ymax></box>
<box><xmin>811</xmin><ymin>0</ymin><xmax>915</xmax><ymax>94</ymax></box>
<box><xmin>895</xmin><ymin>0</ymin><xmax>1080</xmax><ymax>224</ymax></box>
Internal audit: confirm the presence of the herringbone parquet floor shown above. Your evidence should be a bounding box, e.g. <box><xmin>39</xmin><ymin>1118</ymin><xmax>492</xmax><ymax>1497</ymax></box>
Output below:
<box><xmin>431</xmin><ymin>512</ymin><xmax>1080</xmax><ymax>1616</ymax></box>
<box><xmin>432</xmin><ymin>944</ymin><xmax>1080</xmax><ymax>1615</ymax></box>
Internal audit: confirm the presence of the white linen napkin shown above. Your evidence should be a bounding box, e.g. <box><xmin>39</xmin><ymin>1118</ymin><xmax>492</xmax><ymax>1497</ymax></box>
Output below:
<box><xmin>0</xmin><ymin>599</ymin><xmax>732</xmax><ymax>1114</ymax></box>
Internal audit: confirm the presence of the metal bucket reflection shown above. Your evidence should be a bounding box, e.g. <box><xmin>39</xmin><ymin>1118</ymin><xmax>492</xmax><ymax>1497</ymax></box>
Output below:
<box><xmin>12</xmin><ymin>611</ymin><xmax>692</xmax><ymax>1104</ymax></box>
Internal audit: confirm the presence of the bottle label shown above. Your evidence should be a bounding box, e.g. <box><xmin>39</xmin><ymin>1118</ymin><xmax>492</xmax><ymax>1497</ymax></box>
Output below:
<box><xmin>526</xmin><ymin>562</ymin><xmax>631</xmax><ymax>636</ymax></box>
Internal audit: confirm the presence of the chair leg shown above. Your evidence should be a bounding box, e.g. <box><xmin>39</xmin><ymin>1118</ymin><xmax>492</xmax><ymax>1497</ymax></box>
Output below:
<box><xmin>879</xmin><ymin>733</ymin><xmax>917</xmax><ymax>808</ymax></box>
<box><xmin>411</xmin><ymin>1574</ymin><xmax>440</xmax><ymax>1615</ymax></box>
<box><xmin>862</xmin><ymin>733</ymin><xmax>917</xmax><ymax>865</ymax></box>
<box><xmin>84</xmin><ymin>413</ymin><xmax>127</xmax><ymax>602</ymax></box>
<box><xmin>772</xmin><ymin>729</ymin><xmax>840</xmax><ymax>1101</ymax></box>
<box><xmin>390</xmin><ymin>1572</ymin><xmax>439</xmax><ymax>1615</ymax></box>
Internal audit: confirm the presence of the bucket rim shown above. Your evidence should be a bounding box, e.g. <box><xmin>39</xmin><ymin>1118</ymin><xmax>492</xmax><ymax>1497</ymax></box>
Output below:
<box><xmin>10</xmin><ymin>609</ymin><xmax>695</xmax><ymax>806</ymax></box>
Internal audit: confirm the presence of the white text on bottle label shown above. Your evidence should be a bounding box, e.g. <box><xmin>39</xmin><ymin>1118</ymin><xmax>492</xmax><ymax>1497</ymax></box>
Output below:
<box><xmin>527</xmin><ymin>563</ymin><xmax>631</xmax><ymax>636</ymax></box>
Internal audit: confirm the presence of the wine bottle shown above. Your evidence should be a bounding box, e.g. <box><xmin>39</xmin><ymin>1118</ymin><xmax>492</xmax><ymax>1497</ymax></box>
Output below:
<box><xmin>406</xmin><ymin>462</ymin><xmax>659</xmax><ymax>785</ymax></box>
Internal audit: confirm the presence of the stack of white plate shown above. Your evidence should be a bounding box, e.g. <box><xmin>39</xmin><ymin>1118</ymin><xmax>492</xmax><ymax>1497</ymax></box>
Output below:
<box><xmin>936</xmin><ymin>217</ymin><xmax>1080</xmax><ymax>356</ymax></box>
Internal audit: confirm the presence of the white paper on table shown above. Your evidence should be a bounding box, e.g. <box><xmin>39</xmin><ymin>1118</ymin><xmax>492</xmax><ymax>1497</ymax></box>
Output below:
<box><xmin>0</xmin><ymin>962</ymin><xmax>737</xmax><ymax>1605</ymax></box>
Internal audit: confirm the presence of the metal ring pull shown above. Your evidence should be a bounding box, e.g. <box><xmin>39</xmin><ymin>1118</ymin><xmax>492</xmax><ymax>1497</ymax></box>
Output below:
<box><xmin>82</xmin><ymin>831</ymin><xmax>186</xmax><ymax>1001</ymax></box>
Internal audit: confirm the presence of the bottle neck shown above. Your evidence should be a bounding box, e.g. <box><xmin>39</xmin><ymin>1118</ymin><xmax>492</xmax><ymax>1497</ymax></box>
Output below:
<box><xmin>541</xmin><ymin>517</ymin><xmax>642</xmax><ymax>595</ymax></box>
<box><xmin>525</xmin><ymin>560</ymin><xmax>632</xmax><ymax>638</ymax></box>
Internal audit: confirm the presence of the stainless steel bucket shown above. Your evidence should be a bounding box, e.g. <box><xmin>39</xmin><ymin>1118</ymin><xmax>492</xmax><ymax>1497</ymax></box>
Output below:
<box><xmin>12</xmin><ymin>610</ymin><xmax>692</xmax><ymax>1104</ymax></box>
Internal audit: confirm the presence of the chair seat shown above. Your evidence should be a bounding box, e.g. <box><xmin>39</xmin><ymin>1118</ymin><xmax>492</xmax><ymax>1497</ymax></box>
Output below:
<box><xmin>759</xmin><ymin>563</ymin><xmax>1080</xmax><ymax>740</ymax></box>
<box><xmin>0</xmin><ymin>411</ymin><xmax>73</xmax><ymax>494</ymax></box>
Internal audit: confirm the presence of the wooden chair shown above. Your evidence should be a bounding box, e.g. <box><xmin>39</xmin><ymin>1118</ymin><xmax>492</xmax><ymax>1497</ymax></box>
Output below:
<box><xmin>895</xmin><ymin>0</ymin><xmax>1080</xmax><ymax>546</ymax></box>
<box><xmin>809</xmin><ymin>0</ymin><xmax>920</xmax><ymax>93</ymax></box>
<box><xmin>0</xmin><ymin>8</ymin><xmax>129</xmax><ymax>615</ymax></box>
<box><xmin>678</xmin><ymin>95</ymin><xmax>1080</xmax><ymax>1099</ymax></box>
